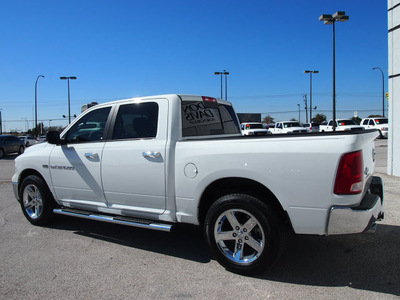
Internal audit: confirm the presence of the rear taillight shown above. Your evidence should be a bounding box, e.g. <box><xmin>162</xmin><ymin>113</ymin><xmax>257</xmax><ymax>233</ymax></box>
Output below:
<box><xmin>334</xmin><ymin>150</ymin><xmax>363</xmax><ymax>195</ymax></box>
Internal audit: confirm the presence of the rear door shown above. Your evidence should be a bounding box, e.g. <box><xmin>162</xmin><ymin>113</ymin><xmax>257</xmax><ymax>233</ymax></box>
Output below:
<box><xmin>101</xmin><ymin>99</ymin><xmax>168</xmax><ymax>214</ymax></box>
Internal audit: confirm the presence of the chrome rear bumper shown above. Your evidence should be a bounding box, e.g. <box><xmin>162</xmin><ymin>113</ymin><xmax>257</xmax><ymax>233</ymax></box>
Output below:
<box><xmin>327</xmin><ymin>176</ymin><xmax>384</xmax><ymax>235</ymax></box>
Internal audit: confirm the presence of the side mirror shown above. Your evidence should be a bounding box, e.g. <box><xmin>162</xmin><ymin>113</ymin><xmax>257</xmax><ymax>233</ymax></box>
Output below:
<box><xmin>46</xmin><ymin>131</ymin><xmax>62</xmax><ymax>145</ymax></box>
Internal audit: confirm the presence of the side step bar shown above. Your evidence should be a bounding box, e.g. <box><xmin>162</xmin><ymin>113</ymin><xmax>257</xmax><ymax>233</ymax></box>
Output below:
<box><xmin>53</xmin><ymin>208</ymin><xmax>173</xmax><ymax>232</ymax></box>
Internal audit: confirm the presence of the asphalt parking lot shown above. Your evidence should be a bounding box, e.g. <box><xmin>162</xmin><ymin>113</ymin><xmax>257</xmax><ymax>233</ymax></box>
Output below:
<box><xmin>1</xmin><ymin>139</ymin><xmax>399</xmax><ymax>299</ymax></box>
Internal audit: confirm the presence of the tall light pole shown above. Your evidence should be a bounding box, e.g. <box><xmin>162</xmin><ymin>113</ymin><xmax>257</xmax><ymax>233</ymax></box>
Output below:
<box><xmin>304</xmin><ymin>70</ymin><xmax>319</xmax><ymax>122</ymax></box>
<box><xmin>372</xmin><ymin>67</ymin><xmax>385</xmax><ymax>117</ymax></box>
<box><xmin>319</xmin><ymin>11</ymin><xmax>349</xmax><ymax>132</ymax></box>
<box><xmin>214</xmin><ymin>70</ymin><xmax>229</xmax><ymax>100</ymax></box>
<box><xmin>214</xmin><ymin>71</ymin><xmax>223</xmax><ymax>99</ymax></box>
<box><xmin>297</xmin><ymin>104</ymin><xmax>301</xmax><ymax>122</ymax></box>
<box><xmin>0</xmin><ymin>109</ymin><xmax>2</xmax><ymax>135</ymax></box>
<box><xmin>303</xmin><ymin>94</ymin><xmax>308</xmax><ymax>123</ymax></box>
<box><xmin>35</xmin><ymin>75</ymin><xmax>45</xmax><ymax>137</ymax></box>
<box><xmin>60</xmin><ymin>76</ymin><xmax>77</xmax><ymax>124</ymax></box>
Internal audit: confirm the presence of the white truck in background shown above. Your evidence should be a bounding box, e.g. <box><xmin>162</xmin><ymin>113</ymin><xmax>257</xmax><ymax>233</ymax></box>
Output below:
<box><xmin>269</xmin><ymin>121</ymin><xmax>308</xmax><ymax>134</ymax></box>
<box><xmin>12</xmin><ymin>94</ymin><xmax>384</xmax><ymax>275</ymax></box>
<box><xmin>319</xmin><ymin>119</ymin><xmax>365</xmax><ymax>132</ymax></box>
<box><xmin>240</xmin><ymin>122</ymin><xmax>270</xmax><ymax>136</ymax></box>
<box><xmin>361</xmin><ymin>117</ymin><xmax>389</xmax><ymax>138</ymax></box>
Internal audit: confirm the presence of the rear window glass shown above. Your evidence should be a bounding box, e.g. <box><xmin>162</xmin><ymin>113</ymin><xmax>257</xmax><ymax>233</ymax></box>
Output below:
<box><xmin>181</xmin><ymin>101</ymin><xmax>240</xmax><ymax>137</ymax></box>
<box><xmin>375</xmin><ymin>118</ymin><xmax>388</xmax><ymax>124</ymax></box>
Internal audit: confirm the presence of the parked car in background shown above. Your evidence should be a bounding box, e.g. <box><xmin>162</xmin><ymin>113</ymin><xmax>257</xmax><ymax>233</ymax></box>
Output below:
<box><xmin>361</xmin><ymin>117</ymin><xmax>388</xmax><ymax>138</ymax></box>
<box><xmin>240</xmin><ymin>122</ymin><xmax>270</xmax><ymax>136</ymax></box>
<box><xmin>36</xmin><ymin>136</ymin><xmax>47</xmax><ymax>143</ymax></box>
<box><xmin>269</xmin><ymin>121</ymin><xmax>308</xmax><ymax>134</ymax></box>
<box><xmin>0</xmin><ymin>135</ymin><xmax>25</xmax><ymax>158</ymax></box>
<box><xmin>302</xmin><ymin>122</ymin><xmax>320</xmax><ymax>133</ymax></box>
<box><xmin>319</xmin><ymin>119</ymin><xmax>364</xmax><ymax>132</ymax></box>
<box><xmin>19</xmin><ymin>135</ymin><xmax>37</xmax><ymax>147</ymax></box>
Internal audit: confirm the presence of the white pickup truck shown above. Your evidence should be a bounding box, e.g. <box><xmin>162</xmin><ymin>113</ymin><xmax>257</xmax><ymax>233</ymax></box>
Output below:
<box><xmin>361</xmin><ymin>117</ymin><xmax>389</xmax><ymax>138</ymax></box>
<box><xmin>12</xmin><ymin>94</ymin><xmax>384</xmax><ymax>275</ymax></box>
<box><xmin>319</xmin><ymin>119</ymin><xmax>365</xmax><ymax>132</ymax></box>
<box><xmin>240</xmin><ymin>122</ymin><xmax>270</xmax><ymax>136</ymax></box>
<box><xmin>269</xmin><ymin>121</ymin><xmax>308</xmax><ymax>134</ymax></box>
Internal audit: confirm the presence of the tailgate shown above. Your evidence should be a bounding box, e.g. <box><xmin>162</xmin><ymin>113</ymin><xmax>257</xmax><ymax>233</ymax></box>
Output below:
<box><xmin>360</xmin><ymin>130</ymin><xmax>380</xmax><ymax>179</ymax></box>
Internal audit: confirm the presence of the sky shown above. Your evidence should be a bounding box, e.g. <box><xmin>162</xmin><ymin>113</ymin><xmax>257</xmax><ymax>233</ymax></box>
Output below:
<box><xmin>0</xmin><ymin>0</ymin><xmax>389</xmax><ymax>132</ymax></box>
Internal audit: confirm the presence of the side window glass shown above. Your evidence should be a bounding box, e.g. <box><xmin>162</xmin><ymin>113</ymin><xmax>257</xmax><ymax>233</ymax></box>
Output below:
<box><xmin>369</xmin><ymin>120</ymin><xmax>375</xmax><ymax>125</ymax></box>
<box><xmin>112</xmin><ymin>102</ymin><xmax>158</xmax><ymax>140</ymax></box>
<box><xmin>65</xmin><ymin>107</ymin><xmax>111</xmax><ymax>143</ymax></box>
<box><xmin>362</xmin><ymin>120</ymin><xmax>368</xmax><ymax>125</ymax></box>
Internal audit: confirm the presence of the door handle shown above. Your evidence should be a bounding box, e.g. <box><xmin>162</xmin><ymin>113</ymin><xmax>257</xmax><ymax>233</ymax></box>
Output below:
<box><xmin>142</xmin><ymin>151</ymin><xmax>161</xmax><ymax>158</ymax></box>
<box><xmin>85</xmin><ymin>153</ymin><xmax>99</xmax><ymax>159</ymax></box>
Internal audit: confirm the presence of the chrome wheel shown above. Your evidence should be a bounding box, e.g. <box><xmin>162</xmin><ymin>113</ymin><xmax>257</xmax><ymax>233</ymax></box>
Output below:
<box><xmin>214</xmin><ymin>209</ymin><xmax>265</xmax><ymax>264</ymax></box>
<box><xmin>205</xmin><ymin>194</ymin><xmax>284</xmax><ymax>275</ymax></box>
<box><xmin>22</xmin><ymin>184</ymin><xmax>43</xmax><ymax>220</ymax></box>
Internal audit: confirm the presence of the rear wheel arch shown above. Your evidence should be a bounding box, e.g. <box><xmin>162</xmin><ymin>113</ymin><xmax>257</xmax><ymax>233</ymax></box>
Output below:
<box><xmin>198</xmin><ymin>177</ymin><xmax>288</xmax><ymax>226</ymax></box>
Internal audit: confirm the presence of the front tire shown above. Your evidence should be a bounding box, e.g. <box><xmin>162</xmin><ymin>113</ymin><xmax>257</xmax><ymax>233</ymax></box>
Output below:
<box><xmin>18</xmin><ymin>146</ymin><xmax>24</xmax><ymax>155</ymax></box>
<box><xmin>20</xmin><ymin>175</ymin><xmax>55</xmax><ymax>225</ymax></box>
<box><xmin>204</xmin><ymin>194</ymin><xmax>284</xmax><ymax>275</ymax></box>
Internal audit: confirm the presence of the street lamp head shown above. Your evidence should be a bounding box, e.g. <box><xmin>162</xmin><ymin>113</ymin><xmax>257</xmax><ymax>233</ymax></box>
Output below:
<box><xmin>320</xmin><ymin>12</ymin><xmax>349</xmax><ymax>24</ymax></box>
<box><xmin>319</xmin><ymin>14</ymin><xmax>334</xmax><ymax>24</ymax></box>
<box><xmin>60</xmin><ymin>76</ymin><xmax>77</xmax><ymax>80</ymax></box>
<box><xmin>333</xmin><ymin>11</ymin><xmax>349</xmax><ymax>22</ymax></box>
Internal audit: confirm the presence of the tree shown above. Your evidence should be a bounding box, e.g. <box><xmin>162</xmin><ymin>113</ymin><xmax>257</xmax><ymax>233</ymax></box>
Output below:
<box><xmin>351</xmin><ymin>116</ymin><xmax>361</xmax><ymax>125</ymax></box>
<box><xmin>368</xmin><ymin>114</ymin><xmax>382</xmax><ymax>118</ymax></box>
<box><xmin>312</xmin><ymin>113</ymin><xmax>326</xmax><ymax>124</ymax></box>
<box><xmin>262</xmin><ymin>115</ymin><xmax>274</xmax><ymax>124</ymax></box>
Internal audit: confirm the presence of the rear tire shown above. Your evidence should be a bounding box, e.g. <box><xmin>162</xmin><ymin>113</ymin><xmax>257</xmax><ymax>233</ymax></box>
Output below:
<box><xmin>0</xmin><ymin>149</ymin><xmax>4</xmax><ymax>159</ymax></box>
<box><xmin>204</xmin><ymin>194</ymin><xmax>285</xmax><ymax>275</ymax></box>
<box><xmin>20</xmin><ymin>175</ymin><xmax>55</xmax><ymax>225</ymax></box>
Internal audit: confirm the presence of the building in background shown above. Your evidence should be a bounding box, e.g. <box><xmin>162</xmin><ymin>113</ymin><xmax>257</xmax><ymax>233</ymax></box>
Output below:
<box><xmin>81</xmin><ymin>102</ymin><xmax>98</xmax><ymax>113</ymax></box>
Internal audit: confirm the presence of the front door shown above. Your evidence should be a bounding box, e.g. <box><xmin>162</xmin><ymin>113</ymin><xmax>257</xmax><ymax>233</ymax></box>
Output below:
<box><xmin>49</xmin><ymin>106</ymin><xmax>112</xmax><ymax>210</ymax></box>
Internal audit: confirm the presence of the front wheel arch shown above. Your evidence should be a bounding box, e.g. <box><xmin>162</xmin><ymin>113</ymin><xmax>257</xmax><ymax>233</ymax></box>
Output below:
<box><xmin>19</xmin><ymin>174</ymin><xmax>56</xmax><ymax>225</ymax></box>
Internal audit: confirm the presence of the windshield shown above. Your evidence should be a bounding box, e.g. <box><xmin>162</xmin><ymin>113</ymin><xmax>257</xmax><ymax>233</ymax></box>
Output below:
<box><xmin>248</xmin><ymin>124</ymin><xmax>264</xmax><ymax>129</ymax></box>
<box><xmin>375</xmin><ymin>118</ymin><xmax>388</xmax><ymax>124</ymax></box>
<box><xmin>284</xmin><ymin>122</ymin><xmax>300</xmax><ymax>128</ymax></box>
